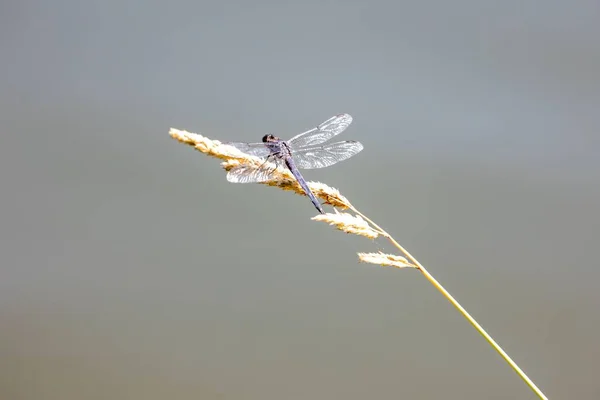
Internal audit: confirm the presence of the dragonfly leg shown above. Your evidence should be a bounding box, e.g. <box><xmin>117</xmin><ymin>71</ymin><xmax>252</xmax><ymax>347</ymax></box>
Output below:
<box><xmin>258</xmin><ymin>153</ymin><xmax>276</xmax><ymax>169</ymax></box>
<box><xmin>260</xmin><ymin>153</ymin><xmax>281</xmax><ymax>176</ymax></box>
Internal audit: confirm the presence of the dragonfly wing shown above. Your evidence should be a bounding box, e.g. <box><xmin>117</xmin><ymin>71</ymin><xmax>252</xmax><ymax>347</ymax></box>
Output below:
<box><xmin>223</xmin><ymin>142</ymin><xmax>272</xmax><ymax>158</ymax></box>
<box><xmin>226</xmin><ymin>158</ymin><xmax>281</xmax><ymax>183</ymax></box>
<box><xmin>287</xmin><ymin>114</ymin><xmax>353</xmax><ymax>148</ymax></box>
<box><xmin>292</xmin><ymin>141</ymin><xmax>364</xmax><ymax>169</ymax></box>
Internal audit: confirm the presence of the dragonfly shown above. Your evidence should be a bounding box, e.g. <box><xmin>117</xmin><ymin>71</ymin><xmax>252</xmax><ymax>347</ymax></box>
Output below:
<box><xmin>225</xmin><ymin>113</ymin><xmax>363</xmax><ymax>214</ymax></box>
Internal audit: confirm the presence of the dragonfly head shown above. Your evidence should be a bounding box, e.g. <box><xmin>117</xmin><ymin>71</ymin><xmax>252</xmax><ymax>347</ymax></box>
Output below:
<box><xmin>262</xmin><ymin>134</ymin><xmax>279</xmax><ymax>143</ymax></box>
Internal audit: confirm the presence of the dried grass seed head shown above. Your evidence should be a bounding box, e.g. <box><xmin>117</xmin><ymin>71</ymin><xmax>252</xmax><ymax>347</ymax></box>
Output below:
<box><xmin>312</xmin><ymin>211</ymin><xmax>380</xmax><ymax>239</ymax></box>
<box><xmin>357</xmin><ymin>252</ymin><xmax>415</xmax><ymax>269</ymax></box>
<box><xmin>170</xmin><ymin>128</ymin><xmax>353</xmax><ymax>210</ymax></box>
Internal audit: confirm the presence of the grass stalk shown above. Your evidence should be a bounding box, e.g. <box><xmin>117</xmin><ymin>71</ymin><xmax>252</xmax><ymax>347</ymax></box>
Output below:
<box><xmin>350</xmin><ymin>208</ymin><xmax>549</xmax><ymax>400</ymax></box>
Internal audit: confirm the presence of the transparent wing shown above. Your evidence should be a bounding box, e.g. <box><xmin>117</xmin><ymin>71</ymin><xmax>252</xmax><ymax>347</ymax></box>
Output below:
<box><xmin>292</xmin><ymin>141</ymin><xmax>364</xmax><ymax>169</ymax></box>
<box><xmin>223</xmin><ymin>142</ymin><xmax>271</xmax><ymax>158</ymax></box>
<box><xmin>287</xmin><ymin>114</ymin><xmax>353</xmax><ymax>149</ymax></box>
<box><xmin>226</xmin><ymin>158</ymin><xmax>282</xmax><ymax>183</ymax></box>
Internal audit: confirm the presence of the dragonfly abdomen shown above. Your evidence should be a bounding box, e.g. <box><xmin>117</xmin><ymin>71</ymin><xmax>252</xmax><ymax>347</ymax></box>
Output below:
<box><xmin>284</xmin><ymin>158</ymin><xmax>324</xmax><ymax>214</ymax></box>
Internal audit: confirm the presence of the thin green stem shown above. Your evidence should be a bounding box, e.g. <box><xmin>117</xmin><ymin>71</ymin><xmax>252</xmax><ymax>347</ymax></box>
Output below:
<box><xmin>350</xmin><ymin>206</ymin><xmax>548</xmax><ymax>400</ymax></box>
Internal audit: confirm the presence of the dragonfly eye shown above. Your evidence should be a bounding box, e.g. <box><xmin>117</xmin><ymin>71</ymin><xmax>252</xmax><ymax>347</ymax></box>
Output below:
<box><xmin>262</xmin><ymin>134</ymin><xmax>275</xmax><ymax>143</ymax></box>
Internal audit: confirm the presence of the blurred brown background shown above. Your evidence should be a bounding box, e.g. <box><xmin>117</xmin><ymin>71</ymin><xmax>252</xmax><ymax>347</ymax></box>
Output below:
<box><xmin>1</xmin><ymin>1</ymin><xmax>599</xmax><ymax>399</ymax></box>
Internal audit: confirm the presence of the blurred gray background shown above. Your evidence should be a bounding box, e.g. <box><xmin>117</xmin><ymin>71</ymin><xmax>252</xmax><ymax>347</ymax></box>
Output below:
<box><xmin>1</xmin><ymin>0</ymin><xmax>599</xmax><ymax>399</ymax></box>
